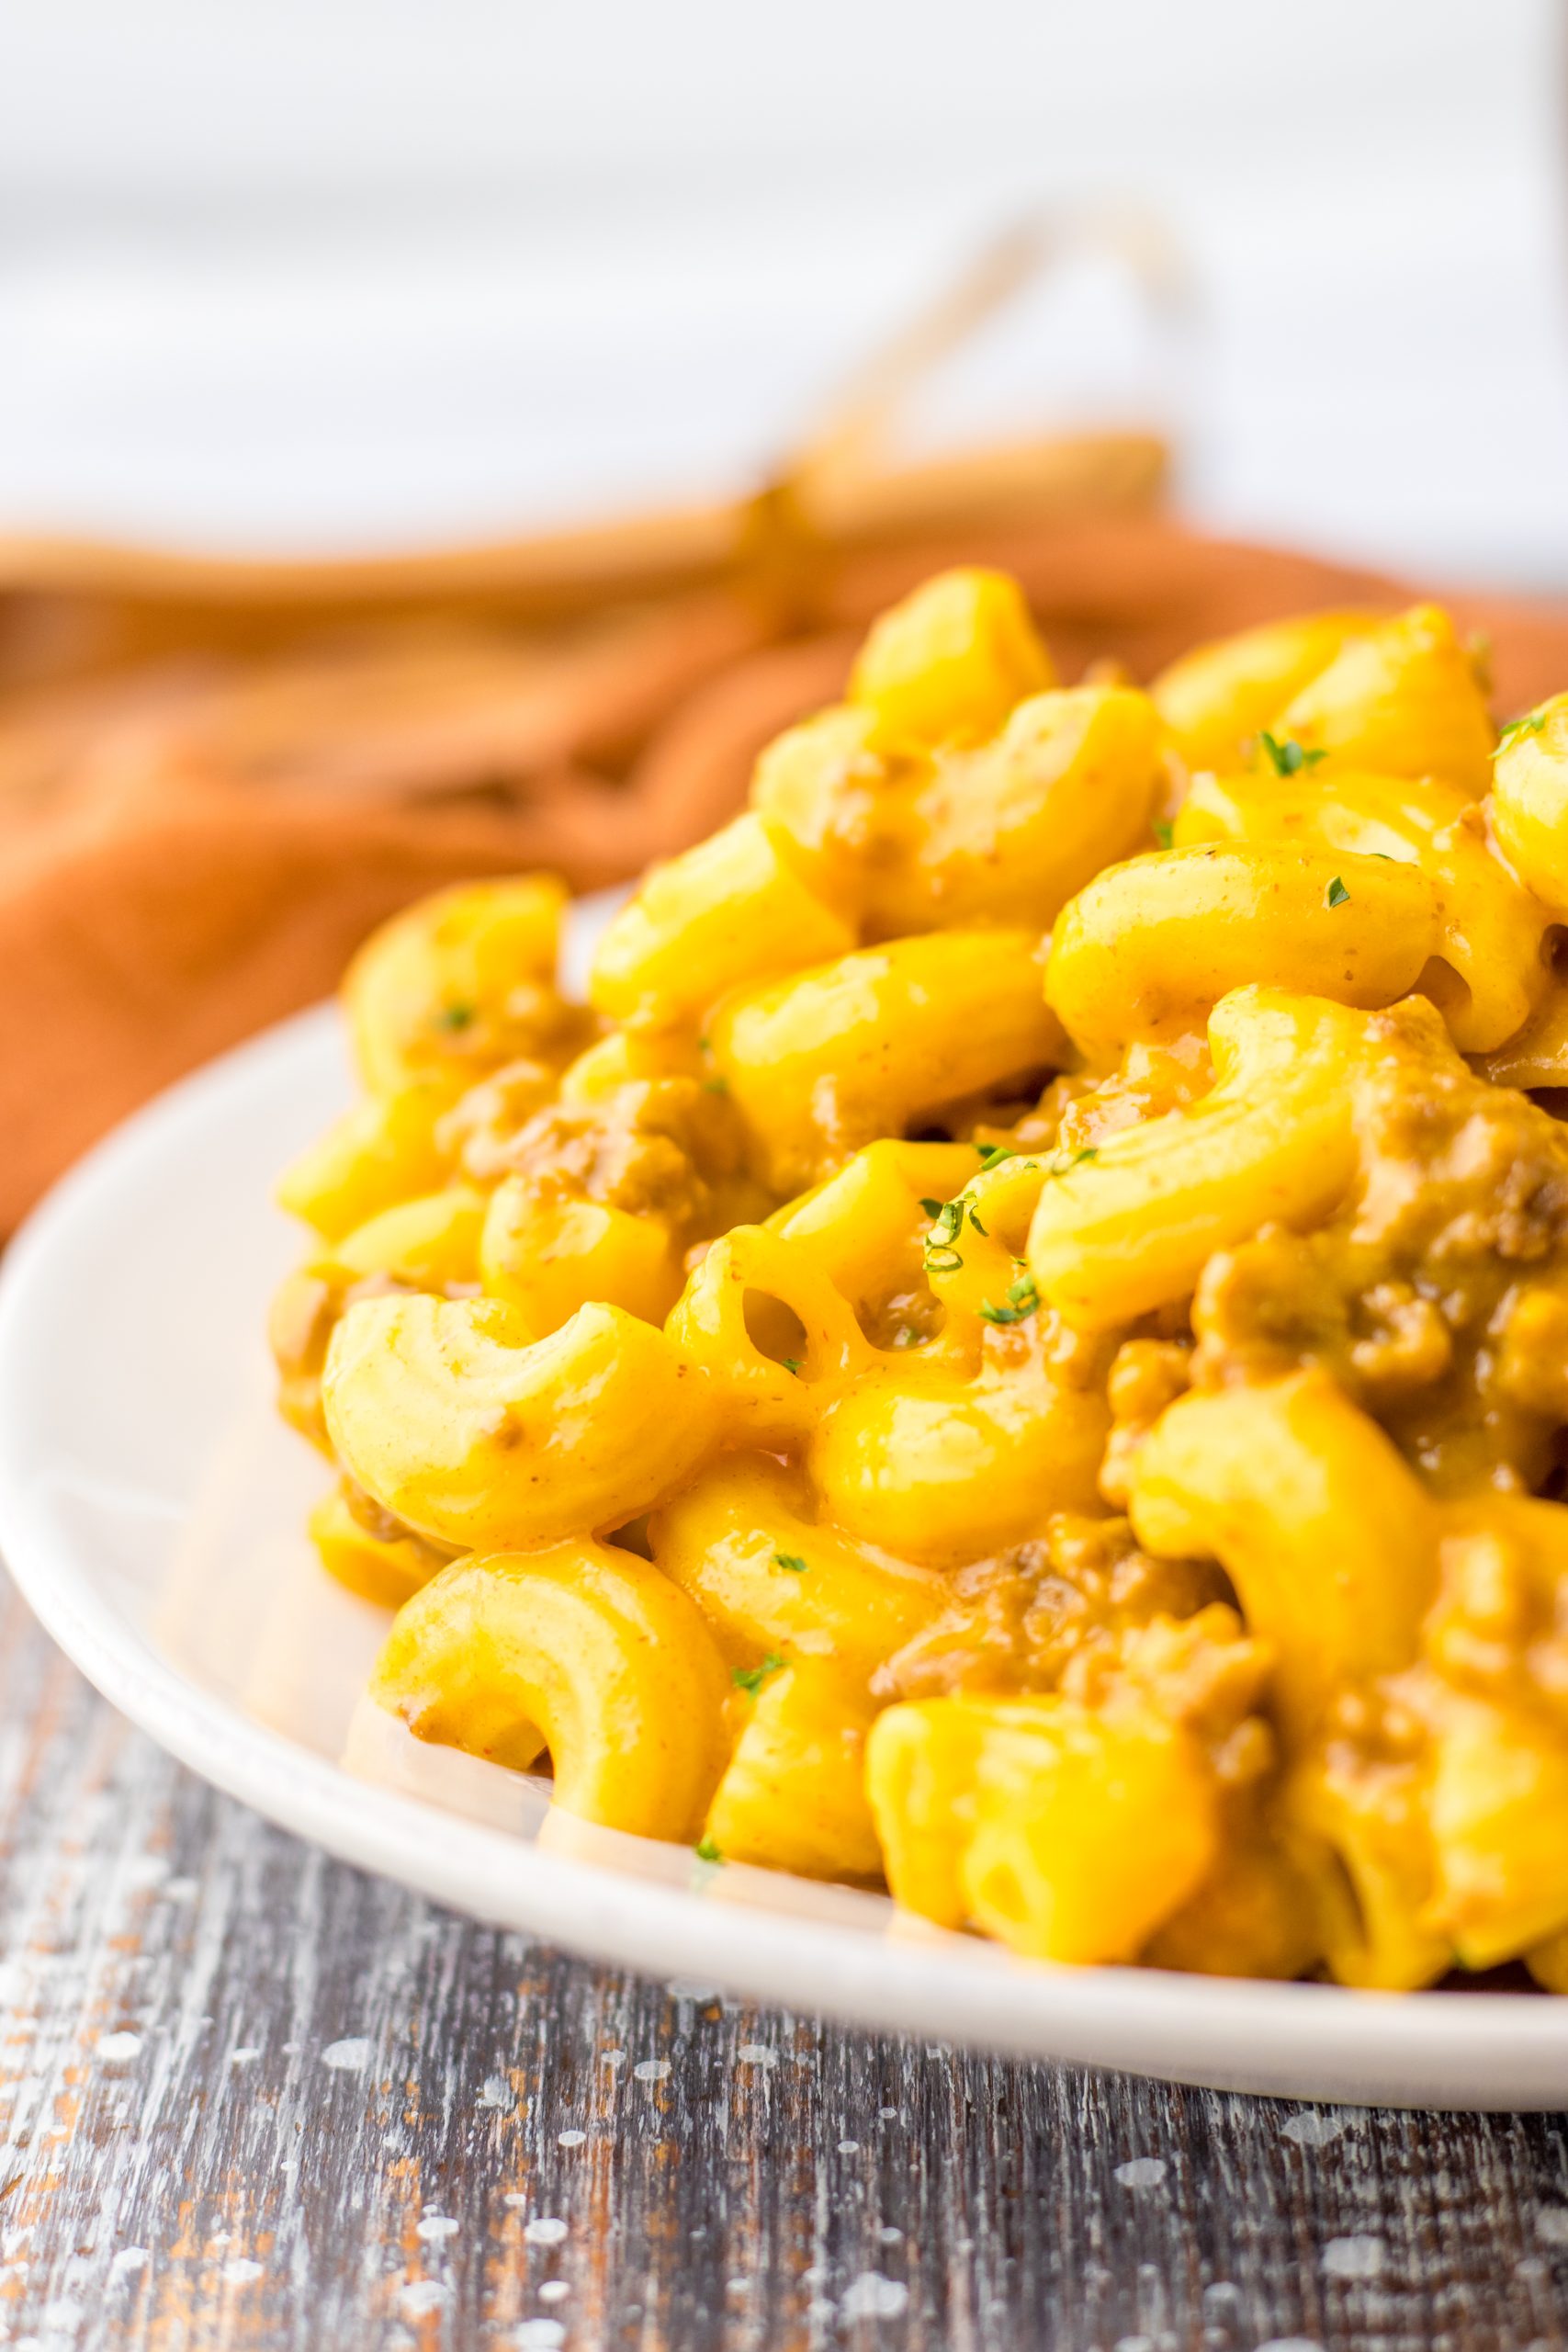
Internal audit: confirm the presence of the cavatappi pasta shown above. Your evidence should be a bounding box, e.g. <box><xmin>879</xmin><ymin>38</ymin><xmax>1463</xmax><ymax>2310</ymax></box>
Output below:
<box><xmin>272</xmin><ymin>566</ymin><xmax>1568</xmax><ymax>1989</ymax></box>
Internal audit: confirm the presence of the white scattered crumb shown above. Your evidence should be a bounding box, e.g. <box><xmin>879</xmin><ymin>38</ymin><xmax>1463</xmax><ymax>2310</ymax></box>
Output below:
<box><xmin>230</xmin><ymin>2047</ymin><xmax>261</xmax><ymax>2067</ymax></box>
<box><xmin>879</xmin><ymin>2226</ymin><xmax>903</xmax><ymax>2245</ymax></box>
<box><xmin>222</xmin><ymin>2258</ymin><xmax>264</xmax><ymax>2286</ymax></box>
<box><xmin>524</xmin><ymin>2217</ymin><xmax>569</xmax><ymax>2247</ymax></box>
<box><xmin>96</xmin><ymin>2033</ymin><xmax>141</xmax><ymax>2064</ymax></box>
<box><xmin>1114</xmin><ymin>2157</ymin><xmax>1168</xmax><ymax>2189</ymax></box>
<box><xmin>109</xmin><ymin>2248</ymin><xmax>149</xmax><ymax>2279</ymax></box>
<box><xmin>840</xmin><ymin>2272</ymin><xmax>909</xmax><ymax>2320</ymax></box>
<box><xmin>1113</xmin><ymin>2335</ymin><xmax>1153</xmax><ymax>2352</ymax></box>
<box><xmin>1323</xmin><ymin>2234</ymin><xmax>1385</xmax><ymax>2279</ymax></box>
<box><xmin>1255</xmin><ymin>2339</ymin><xmax>1325</xmax><ymax>2352</ymax></box>
<box><xmin>557</xmin><ymin>2129</ymin><xmax>586</xmax><ymax>2148</ymax></box>
<box><xmin>538</xmin><ymin>2280</ymin><xmax>570</xmax><ymax>2305</ymax></box>
<box><xmin>737</xmin><ymin>2044</ymin><xmax>776</xmax><ymax>2067</ymax></box>
<box><xmin>511</xmin><ymin>2322</ymin><xmax>566</xmax><ymax>2349</ymax></box>
<box><xmin>878</xmin><ymin>2105</ymin><xmax>899</xmax><ymax>2120</ymax></box>
<box><xmin>478</xmin><ymin>2075</ymin><xmax>513</xmax><ymax>2110</ymax></box>
<box><xmin>667</xmin><ymin>1979</ymin><xmax>717</xmax><ymax>2002</ymax></box>
<box><xmin>599</xmin><ymin>2048</ymin><xmax>626</xmax><ymax>2069</ymax></box>
<box><xmin>838</xmin><ymin>2140</ymin><xmax>860</xmax><ymax>2155</ymax></box>
<box><xmin>633</xmin><ymin>2059</ymin><xmax>671</xmax><ymax>2084</ymax></box>
<box><xmin>398</xmin><ymin>2280</ymin><xmax>447</xmax><ymax>2318</ymax></box>
<box><xmin>321</xmin><ymin>2037</ymin><xmax>372</xmax><ymax>2072</ymax></box>
<box><xmin>416</xmin><ymin>2216</ymin><xmax>459</xmax><ymax>2243</ymax></box>
<box><xmin>1537</xmin><ymin>2208</ymin><xmax>1568</xmax><ymax>2245</ymax></box>
<box><xmin>1281</xmin><ymin>2110</ymin><xmax>1344</xmax><ymax>2147</ymax></box>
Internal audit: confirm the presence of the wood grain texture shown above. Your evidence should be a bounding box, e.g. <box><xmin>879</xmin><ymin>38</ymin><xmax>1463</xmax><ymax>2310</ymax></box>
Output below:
<box><xmin>0</xmin><ymin>1570</ymin><xmax>1565</xmax><ymax>2352</ymax></box>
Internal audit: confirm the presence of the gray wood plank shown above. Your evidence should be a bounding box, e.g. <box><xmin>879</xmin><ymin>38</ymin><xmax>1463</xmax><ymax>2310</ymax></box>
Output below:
<box><xmin>0</xmin><ymin>1573</ymin><xmax>1564</xmax><ymax>2352</ymax></box>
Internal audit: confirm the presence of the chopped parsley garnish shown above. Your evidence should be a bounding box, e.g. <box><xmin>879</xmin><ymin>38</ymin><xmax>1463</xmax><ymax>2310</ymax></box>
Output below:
<box><xmin>1044</xmin><ymin>1145</ymin><xmax>1098</xmax><ymax>1179</ymax></box>
<box><xmin>1325</xmin><ymin>875</ymin><xmax>1350</xmax><ymax>909</ymax></box>
<box><xmin>694</xmin><ymin>1836</ymin><xmax>723</xmax><ymax>1864</ymax></box>
<box><xmin>773</xmin><ymin>1551</ymin><xmax>807</xmax><ymax>1574</ymax></box>
<box><xmin>780</xmin><ymin>1356</ymin><xmax>801</xmax><ymax>1376</ymax></box>
<box><xmin>1259</xmin><ymin>730</ymin><xmax>1327</xmax><ymax>777</ymax></box>
<box><xmin>732</xmin><ymin>1654</ymin><xmax>784</xmax><ymax>1695</ymax></box>
<box><xmin>923</xmin><ymin>1196</ymin><xmax>966</xmax><ymax>1272</ymax></box>
<box><xmin>923</xmin><ymin>1145</ymin><xmax>1087</xmax><ymax>1275</ymax></box>
<box><xmin>434</xmin><ymin>1001</ymin><xmax>476</xmax><ymax>1033</ymax></box>
<box><xmin>1497</xmin><ymin>707</ymin><xmax>1550</xmax><ymax>752</ymax></box>
<box><xmin>979</xmin><ymin>1272</ymin><xmax>1041</xmax><ymax>1327</ymax></box>
<box><xmin>1152</xmin><ymin>819</ymin><xmax>1175</xmax><ymax>850</ymax></box>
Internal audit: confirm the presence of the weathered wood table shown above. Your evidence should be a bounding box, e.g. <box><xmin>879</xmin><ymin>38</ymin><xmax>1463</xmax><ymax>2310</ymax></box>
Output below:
<box><xmin>0</xmin><ymin>1570</ymin><xmax>1564</xmax><ymax>2352</ymax></box>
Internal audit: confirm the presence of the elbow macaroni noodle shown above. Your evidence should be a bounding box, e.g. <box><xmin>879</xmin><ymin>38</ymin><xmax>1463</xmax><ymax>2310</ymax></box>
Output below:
<box><xmin>272</xmin><ymin>563</ymin><xmax>1568</xmax><ymax>1988</ymax></box>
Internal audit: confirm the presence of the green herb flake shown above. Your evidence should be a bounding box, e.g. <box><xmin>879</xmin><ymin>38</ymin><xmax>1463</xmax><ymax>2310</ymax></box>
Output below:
<box><xmin>1152</xmin><ymin>819</ymin><xmax>1175</xmax><ymax>850</ymax></box>
<box><xmin>780</xmin><ymin>1356</ymin><xmax>801</xmax><ymax>1376</ymax></box>
<box><xmin>732</xmin><ymin>1653</ymin><xmax>785</xmax><ymax>1695</ymax></box>
<box><xmin>434</xmin><ymin>1001</ymin><xmax>477</xmax><ymax>1033</ymax></box>
<box><xmin>1497</xmin><ymin>707</ymin><xmax>1550</xmax><ymax>752</ymax></box>
<box><xmin>1044</xmin><ymin>1145</ymin><xmax>1099</xmax><ymax>1179</ymax></box>
<box><xmin>694</xmin><ymin>1836</ymin><xmax>723</xmax><ymax>1865</ymax></box>
<box><xmin>704</xmin><ymin>1076</ymin><xmax>729</xmax><ymax>1096</ymax></box>
<box><xmin>979</xmin><ymin>1272</ymin><xmax>1042</xmax><ymax>1328</ymax></box>
<box><xmin>1325</xmin><ymin>875</ymin><xmax>1350</xmax><ymax>909</ymax></box>
<box><xmin>927</xmin><ymin>1152</ymin><xmax>1036</xmax><ymax>1267</ymax></box>
<box><xmin>922</xmin><ymin>1195</ymin><xmax>968</xmax><ymax>1272</ymax></box>
<box><xmin>773</xmin><ymin>1551</ymin><xmax>807</xmax><ymax>1574</ymax></box>
<box><xmin>1259</xmin><ymin>729</ymin><xmax>1327</xmax><ymax>778</ymax></box>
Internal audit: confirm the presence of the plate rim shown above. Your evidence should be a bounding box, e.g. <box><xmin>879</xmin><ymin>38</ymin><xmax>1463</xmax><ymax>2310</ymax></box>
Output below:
<box><xmin>2</xmin><ymin>998</ymin><xmax>1567</xmax><ymax>2109</ymax></box>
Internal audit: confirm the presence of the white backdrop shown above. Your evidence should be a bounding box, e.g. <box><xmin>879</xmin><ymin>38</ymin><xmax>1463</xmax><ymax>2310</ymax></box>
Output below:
<box><xmin>1</xmin><ymin>0</ymin><xmax>1564</xmax><ymax>587</ymax></box>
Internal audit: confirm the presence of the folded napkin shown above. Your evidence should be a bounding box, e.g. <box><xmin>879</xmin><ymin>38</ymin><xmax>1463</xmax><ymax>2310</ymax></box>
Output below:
<box><xmin>2</xmin><ymin>504</ymin><xmax>1565</xmax><ymax>1232</ymax></box>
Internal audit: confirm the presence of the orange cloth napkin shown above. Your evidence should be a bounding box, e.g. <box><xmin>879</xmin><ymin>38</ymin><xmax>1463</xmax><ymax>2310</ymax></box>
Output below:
<box><xmin>2</xmin><ymin>511</ymin><xmax>1565</xmax><ymax>1232</ymax></box>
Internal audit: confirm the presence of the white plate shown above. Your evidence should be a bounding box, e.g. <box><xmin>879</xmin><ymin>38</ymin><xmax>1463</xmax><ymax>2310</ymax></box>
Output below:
<box><xmin>0</xmin><ymin>905</ymin><xmax>1565</xmax><ymax>2109</ymax></box>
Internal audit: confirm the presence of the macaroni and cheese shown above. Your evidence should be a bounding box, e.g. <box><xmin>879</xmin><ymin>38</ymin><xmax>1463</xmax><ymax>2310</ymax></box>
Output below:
<box><xmin>272</xmin><ymin>567</ymin><xmax>1568</xmax><ymax>1990</ymax></box>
